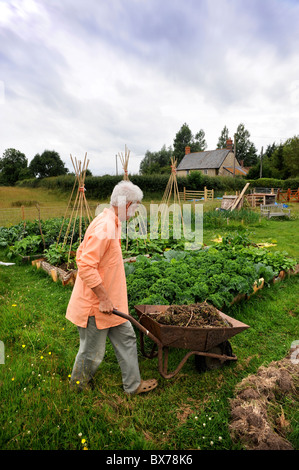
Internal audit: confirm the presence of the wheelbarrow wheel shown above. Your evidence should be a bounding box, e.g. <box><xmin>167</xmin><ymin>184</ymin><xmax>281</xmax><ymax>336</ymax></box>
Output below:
<box><xmin>194</xmin><ymin>341</ymin><xmax>233</xmax><ymax>373</ymax></box>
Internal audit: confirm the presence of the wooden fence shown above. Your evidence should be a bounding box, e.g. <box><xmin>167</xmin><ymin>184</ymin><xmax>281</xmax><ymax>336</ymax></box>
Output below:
<box><xmin>179</xmin><ymin>187</ymin><xmax>214</xmax><ymax>202</ymax></box>
<box><xmin>277</xmin><ymin>188</ymin><xmax>299</xmax><ymax>203</ymax></box>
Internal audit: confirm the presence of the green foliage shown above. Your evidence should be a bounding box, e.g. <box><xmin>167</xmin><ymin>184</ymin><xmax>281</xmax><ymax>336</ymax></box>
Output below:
<box><xmin>0</xmin><ymin>148</ymin><xmax>28</xmax><ymax>186</ymax></box>
<box><xmin>283</xmin><ymin>136</ymin><xmax>299</xmax><ymax>177</ymax></box>
<box><xmin>203</xmin><ymin>209</ymin><xmax>260</xmax><ymax>229</ymax></box>
<box><xmin>124</xmin><ymin>235</ymin><xmax>186</xmax><ymax>258</ymax></box>
<box><xmin>217</xmin><ymin>125</ymin><xmax>229</xmax><ymax>149</ymax></box>
<box><xmin>0</xmin><ymin>217</ymin><xmax>82</xmax><ymax>257</ymax></box>
<box><xmin>173</xmin><ymin>123</ymin><xmax>207</xmax><ymax>164</ymax></box>
<box><xmin>247</xmin><ymin>136</ymin><xmax>299</xmax><ymax>180</ymax></box>
<box><xmin>125</xmin><ymin>235</ymin><xmax>296</xmax><ymax>311</ymax></box>
<box><xmin>29</xmin><ymin>150</ymin><xmax>68</xmax><ymax>179</ymax></box>
<box><xmin>6</xmin><ymin>235</ymin><xmax>43</xmax><ymax>258</ymax></box>
<box><xmin>235</xmin><ymin>123</ymin><xmax>258</xmax><ymax>167</ymax></box>
<box><xmin>139</xmin><ymin>145</ymin><xmax>173</xmax><ymax>175</ymax></box>
<box><xmin>44</xmin><ymin>243</ymin><xmax>77</xmax><ymax>267</ymax></box>
<box><xmin>16</xmin><ymin>172</ymin><xmax>250</xmax><ymax>197</ymax></box>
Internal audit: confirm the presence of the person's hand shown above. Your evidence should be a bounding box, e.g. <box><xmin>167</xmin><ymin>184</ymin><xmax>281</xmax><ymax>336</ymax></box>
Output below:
<box><xmin>91</xmin><ymin>283</ymin><xmax>114</xmax><ymax>315</ymax></box>
<box><xmin>99</xmin><ymin>297</ymin><xmax>114</xmax><ymax>315</ymax></box>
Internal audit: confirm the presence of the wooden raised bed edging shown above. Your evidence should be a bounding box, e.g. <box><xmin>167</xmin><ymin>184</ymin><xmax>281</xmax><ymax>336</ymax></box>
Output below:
<box><xmin>230</xmin><ymin>264</ymin><xmax>299</xmax><ymax>307</ymax></box>
<box><xmin>32</xmin><ymin>258</ymin><xmax>76</xmax><ymax>286</ymax></box>
<box><xmin>31</xmin><ymin>254</ymin><xmax>151</xmax><ymax>286</ymax></box>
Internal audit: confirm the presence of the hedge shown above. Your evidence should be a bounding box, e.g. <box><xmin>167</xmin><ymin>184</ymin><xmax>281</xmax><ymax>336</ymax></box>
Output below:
<box><xmin>16</xmin><ymin>173</ymin><xmax>299</xmax><ymax>199</ymax></box>
<box><xmin>246</xmin><ymin>178</ymin><xmax>299</xmax><ymax>190</ymax></box>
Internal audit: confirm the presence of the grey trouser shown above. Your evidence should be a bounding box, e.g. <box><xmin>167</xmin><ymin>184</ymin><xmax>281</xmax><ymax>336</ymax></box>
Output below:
<box><xmin>70</xmin><ymin>316</ymin><xmax>141</xmax><ymax>394</ymax></box>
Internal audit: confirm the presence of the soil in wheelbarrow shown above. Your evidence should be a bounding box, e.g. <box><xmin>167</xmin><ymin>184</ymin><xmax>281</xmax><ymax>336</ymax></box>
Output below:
<box><xmin>146</xmin><ymin>302</ymin><xmax>232</xmax><ymax>328</ymax></box>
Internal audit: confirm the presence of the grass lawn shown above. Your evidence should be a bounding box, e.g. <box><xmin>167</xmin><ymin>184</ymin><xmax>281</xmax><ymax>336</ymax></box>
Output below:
<box><xmin>0</xmin><ymin>186</ymin><xmax>100</xmax><ymax>226</ymax></box>
<box><xmin>0</xmin><ymin>186</ymin><xmax>298</xmax><ymax>451</ymax></box>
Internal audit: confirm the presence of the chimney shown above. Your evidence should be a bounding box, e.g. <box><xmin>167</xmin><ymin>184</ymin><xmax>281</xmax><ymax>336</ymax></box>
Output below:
<box><xmin>226</xmin><ymin>138</ymin><xmax>233</xmax><ymax>151</ymax></box>
<box><xmin>185</xmin><ymin>146</ymin><xmax>191</xmax><ymax>155</ymax></box>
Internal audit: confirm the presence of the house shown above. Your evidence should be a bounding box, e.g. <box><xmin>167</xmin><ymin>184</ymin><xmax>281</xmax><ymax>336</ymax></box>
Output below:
<box><xmin>176</xmin><ymin>139</ymin><xmax>248</xmax><ymax>177</ymax></box>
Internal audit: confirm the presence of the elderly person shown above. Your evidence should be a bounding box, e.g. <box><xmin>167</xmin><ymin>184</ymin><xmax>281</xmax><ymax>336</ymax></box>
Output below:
<box><xmin>66</xmin><ymin>180</ymin><xmax>157</xmax><ymax>395</ymax></box>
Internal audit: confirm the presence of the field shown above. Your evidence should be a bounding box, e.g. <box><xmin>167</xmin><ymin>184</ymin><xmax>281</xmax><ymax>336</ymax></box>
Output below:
<box><xmin>0</xmin><ymin>186</ymin><xmax>298</xmax><ymax>452</ymax></box>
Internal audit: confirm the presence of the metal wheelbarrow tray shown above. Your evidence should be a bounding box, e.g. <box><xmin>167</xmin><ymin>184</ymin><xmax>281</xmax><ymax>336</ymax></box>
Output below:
<box><xmin>113</xmin><ymin>305</ymin><xmax>250</xmax><ymax>379</ymax></box>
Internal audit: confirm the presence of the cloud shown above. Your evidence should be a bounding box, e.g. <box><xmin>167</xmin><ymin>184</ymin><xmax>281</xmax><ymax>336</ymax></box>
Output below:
<box><xmin>0</xmin><ymin>0</ymin><xmax>298</xmax><ymax>177</ymax></box>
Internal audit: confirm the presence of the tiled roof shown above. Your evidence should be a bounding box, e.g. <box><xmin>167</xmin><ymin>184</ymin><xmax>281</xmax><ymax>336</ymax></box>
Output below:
<box><xmin>223</xmin><ymin>166</ymin><xmax>248</xmax><ymax>175</ymax></box>
<box><xmin>177</xmin><ymin>149</ymin><xmax>231</xmax><ymax>170</ymax></box>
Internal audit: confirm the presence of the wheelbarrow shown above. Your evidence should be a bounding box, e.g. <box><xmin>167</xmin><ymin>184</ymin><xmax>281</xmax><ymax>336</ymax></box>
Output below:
<box><xmin>112</xmin><ymin>305</ymin><xmax>250</xmax><ymax>379</ymax></box>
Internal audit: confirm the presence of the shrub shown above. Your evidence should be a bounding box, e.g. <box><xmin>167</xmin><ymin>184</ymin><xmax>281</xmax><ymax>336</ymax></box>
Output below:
<box><xmin>282</xmin><ymin>178</ymin><xmax>299</xmax><ymax>190</ymax></box>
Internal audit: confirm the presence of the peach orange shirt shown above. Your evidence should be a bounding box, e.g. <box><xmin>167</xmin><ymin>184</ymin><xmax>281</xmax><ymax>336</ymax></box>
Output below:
<box><xmin>66</xmin><ymin>208</ymin><xmax>128</xmax><ymax>329</ymax></box>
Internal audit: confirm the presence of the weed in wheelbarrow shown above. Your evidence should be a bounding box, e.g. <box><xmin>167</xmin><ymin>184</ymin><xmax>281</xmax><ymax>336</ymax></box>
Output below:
<box><xmin>145</xmin><ymin>302</ymin><xmax>232</xmax><ymax>328</ymax></box>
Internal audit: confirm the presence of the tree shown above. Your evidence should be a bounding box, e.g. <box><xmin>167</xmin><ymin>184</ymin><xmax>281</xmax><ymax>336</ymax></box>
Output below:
<box><xmin>235</xmin><ymin>123</ymin><xmax>258</xmax><ymax>167</ymax></box>
<box><xmin>173</xmin><ymin>123</ymin><xmax>193</xmax><ymax>164</ymax></box>
<box><xmin>246</xmin><ymin>143</ymin><xmax>278</xmax><ymax>179</ymax></box>
<box><xmin>246</xmin><ymin>137</ymin><xmax>299</xmax><ymax>180</ymax></box>
<box><xmin>173</xmin><ymin>123</ymin><xmax>207</xmax><ymax>164</ymax></box>
<box><xmin>0</xmin><ymin>148</ymin><xmax>28</xmax><ymax>185</ymax></box>
<box><xmin>139</xmin><ymin>145</ymin><xmax>173</xmax><ymax>175</ymax></box>
<box><xmin>217</xmin><ymin>126</ymin><xmax>229</xmax><ymax>148</ymax></box>
<box><xmin>29</xmin><ymin>150</ymin><xmax>68</xmax><ymax>178</ymax></box>
<box><xmin>269</xmin><ymin>144</ymin><xmax>285</xmax><ymax>178</ymax></box>
<box><xmin>282</xmin><ymin>136</ymin><xmax>299</xmax><ymax>177</ymax></box>
<box><xmin>194</xmin><ymin>129</ymin><xmax>207</xmax><ymax>152</ymax></box>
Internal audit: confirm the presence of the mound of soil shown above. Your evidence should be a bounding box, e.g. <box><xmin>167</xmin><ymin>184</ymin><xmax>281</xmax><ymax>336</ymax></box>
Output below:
<box><xmin>146</xmin><ymin>302</ymin><xmax>232</xmax><ymax>328</ymax></box>
<box><xmin>229</xmin><ymin>356</ymin><xmax>298</xmax><ymax>450</ymax></box>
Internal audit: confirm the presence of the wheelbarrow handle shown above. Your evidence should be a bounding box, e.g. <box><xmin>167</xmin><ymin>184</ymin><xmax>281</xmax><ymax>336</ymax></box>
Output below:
<box><xmin>112</xmin><ymin>308</ymin><xmax>160</xmax><ymax>345</ymax></box>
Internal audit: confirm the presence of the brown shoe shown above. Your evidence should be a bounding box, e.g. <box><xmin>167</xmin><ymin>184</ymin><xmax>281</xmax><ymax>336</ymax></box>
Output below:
<box><xmin>132</xmin><ymin>379</ymin><xmax>158</xmax><ymax>395</ymax></box>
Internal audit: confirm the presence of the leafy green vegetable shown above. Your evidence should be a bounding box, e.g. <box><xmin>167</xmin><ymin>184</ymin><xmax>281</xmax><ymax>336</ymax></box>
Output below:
<box><xmin>126</xmin><ymin>234</ymin><xmax>297</xmax><ymax>311</ymax></box>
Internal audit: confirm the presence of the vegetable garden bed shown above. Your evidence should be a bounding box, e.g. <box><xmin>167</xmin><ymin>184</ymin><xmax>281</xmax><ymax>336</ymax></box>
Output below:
<box><xmin>125</xmin><ymin>235</ymin><xmax>298</xmax><ymax>313</ymax></box>
<box><xmin>1</xmin><ymin>218</ymin><xmax>298</xmax><ymax>312</ymax></box>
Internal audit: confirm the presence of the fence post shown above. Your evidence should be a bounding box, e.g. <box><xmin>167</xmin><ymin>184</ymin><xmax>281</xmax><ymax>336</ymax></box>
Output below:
<box><xmin>21</xmin><ymin>205</ymin><xmax>26</xmax><ymax>230</ymax></box>
<box><xmin>204</xmin><ymin>187</ymin><xmax>207</xmax><ymax>201</ymax></box>
<box><xmin>183</xmin><ymin>187</ymin><xmax>186</xmax><ymax>201</ymax></box>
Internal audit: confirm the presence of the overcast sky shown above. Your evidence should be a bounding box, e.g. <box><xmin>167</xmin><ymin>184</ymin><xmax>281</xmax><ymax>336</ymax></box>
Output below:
<box><xmin>1</xmin><ymin>0</ymin><xmax>299</xmax><ymax>176</ymax></box>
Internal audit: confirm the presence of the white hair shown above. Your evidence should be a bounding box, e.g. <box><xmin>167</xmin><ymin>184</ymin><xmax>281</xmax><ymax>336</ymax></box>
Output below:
<box><xmin>110</xmin><ymin>180</ymin><xmax>143</xmax><ymax>207</ymax></box>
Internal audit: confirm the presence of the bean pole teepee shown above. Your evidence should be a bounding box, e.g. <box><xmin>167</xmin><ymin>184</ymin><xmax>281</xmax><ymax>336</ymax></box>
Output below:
<box><xmin>161</xmin><ymin>156</ymin><xmax>182</xmax><ymax>206</ymax></box>
<box><xmin>118</xmin><ymin>145</ymin><xmax>130</xmax><ymax>180</ymax></box>
<box><xmin>118</xmin><ymin>145</ymin><xmax>131</xmax><ymax>250</ymax></box>
<box><xmin>56</xmin><ymin>152</ymin><xmax>92</xmax><ymax>267</ymax></box>
<box><xmin>160</xmin><ymin>157</ymin><xmax>184</xmax><ymax>236</ymax></box>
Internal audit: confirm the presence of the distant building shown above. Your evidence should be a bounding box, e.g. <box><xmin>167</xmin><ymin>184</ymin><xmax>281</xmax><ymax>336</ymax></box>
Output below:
<box><xmin>176</xmin><ymin>138</ymin><xmax>249</xmax><ymax>177</ymax></box>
